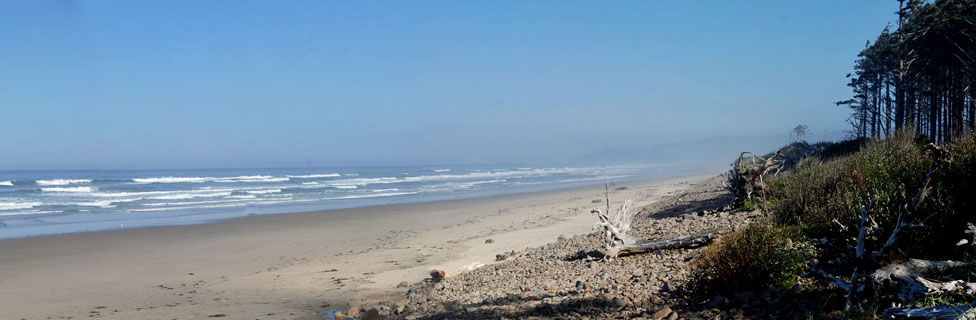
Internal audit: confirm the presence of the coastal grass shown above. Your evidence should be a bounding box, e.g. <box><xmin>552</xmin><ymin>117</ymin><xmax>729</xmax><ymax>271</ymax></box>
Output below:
<box><xmin>772</xmin><ymin>134</ymin><xmax>976</xmax><ymax>258</ymax></box>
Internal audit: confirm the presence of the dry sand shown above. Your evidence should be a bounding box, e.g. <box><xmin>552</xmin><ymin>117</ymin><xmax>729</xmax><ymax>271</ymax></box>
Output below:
<box><xmin>0</xmin><ymin>175</ymin><xmax>712</xmax><ymax>320</ymax></box>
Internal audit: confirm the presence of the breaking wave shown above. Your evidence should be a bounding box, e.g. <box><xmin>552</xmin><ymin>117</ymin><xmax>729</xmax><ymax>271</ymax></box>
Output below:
<box><xmin>36</xmin><ymin>179</ymin><xmax>92</xmax><ymax>186</ymax></box>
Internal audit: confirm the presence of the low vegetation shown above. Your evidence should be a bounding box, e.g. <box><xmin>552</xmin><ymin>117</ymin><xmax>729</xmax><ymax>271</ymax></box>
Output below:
<box><xmin>688</xmin><ymin>133</ymin><xmax>976</xmax><ymax>315</ymax></box>
<box><xmin>686</xmin><ymin>223</ymin><xmax>812</xmax><ymax>298</ymax></box>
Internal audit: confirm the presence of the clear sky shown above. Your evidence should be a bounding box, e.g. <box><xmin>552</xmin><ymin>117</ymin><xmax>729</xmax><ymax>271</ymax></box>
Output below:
<box><xmin>1</xmin><ymin>1</ymin><xmax>899</xmax><ymax>169</ymax></box>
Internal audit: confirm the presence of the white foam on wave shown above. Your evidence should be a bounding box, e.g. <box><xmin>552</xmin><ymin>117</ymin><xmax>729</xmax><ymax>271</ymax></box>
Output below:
<box><xmin>286</xmin><ymin>173</ymin><xmax>341</xmax><ymax>179</ymax></box>
<box><xmin>148</xmin><ymin>191</ymin><xmax>232</xmax><ymax>200</ymax></box>
<box><xmin>90</xmin><ymin>187</ymin><xmax>267</xmax><ymax>200</ymax></box>
<box><xmin>132</xmin><ymin>202</ymin><xmax>247</xmax><ymax>212</ymax></box>
<box><xmin>0</xmin><ymin>201</ymin><xmax>42</xmax><ymax>210</ymax></box>
<box><xmin>226</xmin><ymin>175</ymin><xmax>289</xmax><ymax>183</ymax></box>
<box><xmin>132</xmin><ymin>175</ymin><xmax>290</xmax><ymax>184</ymax></box>
<box><xmin>433</xmin><ymin>169</ymin><xmax>451</xmax><ymax>172</ymax></box>
<box><xmin>302</xmin><ymin>182</ymin><xmax>318</xmax><ymax>185</ymax></box>
<box><xmin>246</xmin><ymin>189</ymin><xmax>282</xmax><ymax>195</ymax></box>
<box><xmin>371</xmin><ymin>188</ymin><xmax>399</xmax><ymax>192</ymax></box>
<box><xmin>132</xmin><ymin>197</ymin><xmax>311</xmax><ymax>212</ymax></box>
<box><xmin>0</xmin><ymin>181</ymin><xmax>13</xmax><ymax>186</ymax></box>
<box><xmin>36</xmin><ymin>179</ymin><xmax>92</xmax><ymax>186</ymax></box>
<box><xmin>133</xmin><ymin>177</ymin><xmax>207</xmax><ymax>183</ymax></box>
<box><xmin>333</xmin><ymin>185</ymin><xmax>357</xmax><ymax>189</ymax></box>
<box><xmin>70</xmin><ymin>197</ymin><xmax>144</xmax><ymax>208</ymax></box>
<box><xmin>143</xmin><ymin>198</ymin><xmax>249</xmax><ymax>207</ymax></box>
<box><xmin>328</xmin><ymin>191</ymin><xmax>417</xmax><ymax>200</ymax></box>
<box><xmin>402</xmin><ymin>167</ymin><xmax>614</xmax><ymax>184</ymax></box>
<box><xmin>328</xmin><ymin>177</ymin><xmax>399</xmax><ymax>186</ymax></box>
<box><xmin>420</xmin><ymin>179</ymin><xmax>505</xmax><ymax>193</ymax></box>
<box><xmin>42</xmin><ymin>186</ymin><xmax>97</xmax><ymax>193</ymax></box>
<box><xmin>0</xmin><ymin>209</ymin><xmax>62</xmax><ymax>216</ymax></box>
<box><xmin>73</xmin><ymin>200</ymin><xmax>117</xmax><ymax>208</ymax></box>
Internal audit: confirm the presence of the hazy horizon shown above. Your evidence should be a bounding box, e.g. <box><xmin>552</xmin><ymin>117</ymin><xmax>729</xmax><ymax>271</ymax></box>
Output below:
<box><xmin>2</xmin><ymin>1</ymin><xmax>897</xmax><ymax>170</ymax></box>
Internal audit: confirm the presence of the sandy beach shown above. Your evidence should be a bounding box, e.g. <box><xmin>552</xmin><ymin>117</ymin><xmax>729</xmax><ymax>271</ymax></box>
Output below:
<box><xmin>0</xmin><ymin>174</ymin><xmax>712</xmax><ymax>320</ymax></box>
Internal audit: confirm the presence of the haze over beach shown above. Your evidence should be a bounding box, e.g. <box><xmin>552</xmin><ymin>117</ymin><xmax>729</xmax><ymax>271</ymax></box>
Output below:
<box><xmin>3</xmin><ymin>1</ymin><xmax>962</xmax><ymax>319</ymax></box>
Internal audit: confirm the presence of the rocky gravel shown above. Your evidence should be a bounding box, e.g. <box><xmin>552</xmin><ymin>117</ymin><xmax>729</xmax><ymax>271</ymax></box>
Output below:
<box><xmin>341</xmin><ymin>175</ymin><xmax>773</xmax><ymax>319</ymax></box>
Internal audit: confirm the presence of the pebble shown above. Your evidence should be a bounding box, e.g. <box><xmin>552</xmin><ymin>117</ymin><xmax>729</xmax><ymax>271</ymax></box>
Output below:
<box><xmin>651</xmin><ymin>306</ymin><xmax>672</xmax><ymax>319</ymax></box>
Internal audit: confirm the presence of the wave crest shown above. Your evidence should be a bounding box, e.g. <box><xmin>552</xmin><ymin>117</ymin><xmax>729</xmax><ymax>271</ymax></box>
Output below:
<box><xmin>42</xmin><ymin>186</ymin><xmax>97</xmax><ymax>193</ymax></box>
<box><xmin>36</xmin><ymin>179</ymin><xmax>92</xmax><ymax>186</ymax></box>
<box><xmin>286</xmin><ymin>173</ymin><xmax>341</xmax><ymax>179</ymax></box>
<box><xmin>0</xmin><ymin>201</ymin><xmax>41</xmax><ymax>210</ymax></box>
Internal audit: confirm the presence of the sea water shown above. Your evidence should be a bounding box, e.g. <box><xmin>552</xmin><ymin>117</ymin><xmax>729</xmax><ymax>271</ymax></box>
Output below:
<box><xmin>0</xmin><ymin>164</ymin><xmax>686</xmax><ymax>239</ymax></box>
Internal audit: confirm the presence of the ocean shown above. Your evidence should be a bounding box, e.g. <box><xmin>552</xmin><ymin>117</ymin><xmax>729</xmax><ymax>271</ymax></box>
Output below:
<box><xmin>0</xmin><ymin>164</ymin><xmax>686</xmax><ymax>239</ymax></box>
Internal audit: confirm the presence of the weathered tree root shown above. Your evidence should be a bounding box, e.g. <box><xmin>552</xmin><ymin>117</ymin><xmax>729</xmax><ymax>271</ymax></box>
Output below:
<box><xmin>726</xmin><ymin>151</ymin><xmax>781</xmax><ymax>208</ymax></box>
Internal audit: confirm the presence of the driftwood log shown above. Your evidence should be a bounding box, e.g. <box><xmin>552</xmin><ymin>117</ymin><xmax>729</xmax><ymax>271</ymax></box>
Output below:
<box><xmin>615</xmin><ymin>231</ymin><xmax>726</xmax><ymax>257</ymax></box>
<box><xmin>592</xmin><ymin>181</ymin><xmax>724</xmax><ymax>259</ymax></box>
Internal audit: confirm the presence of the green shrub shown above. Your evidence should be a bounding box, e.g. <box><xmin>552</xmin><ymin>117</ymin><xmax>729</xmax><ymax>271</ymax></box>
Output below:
<box><xmin>771</xmin><ymin>133</ymin><xmax>975</xmax><ymax>259</ymax></box>
<box><xmin>772</xmin><ymin>136</ymin><xmax>935</xmax><ymax>243</ymax></box>
<box><xmin>687</xmin><ymin>223</ymin><xmax>813</xmax><ymax>298</ymax></box>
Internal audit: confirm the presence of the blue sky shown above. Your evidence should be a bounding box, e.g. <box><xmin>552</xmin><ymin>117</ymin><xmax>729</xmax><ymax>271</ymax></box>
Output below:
<box><xmin>1</xmin><ymin>1</ymin><xmax>898</xmax><ymax>169</ymax></box>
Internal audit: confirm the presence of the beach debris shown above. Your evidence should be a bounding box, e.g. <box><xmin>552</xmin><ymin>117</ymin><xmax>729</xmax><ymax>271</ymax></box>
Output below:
<box><xmin>429</xmin><ymin>269</ymin><xmax>445</xmax><ymax>282</ymax></box>
<box><xmin>451</xmin><ymin>262</ymin><xmax>485</xmax><ymax>275</ymax></box>
<box><xmin>397</xmin><ymin>281</ymin><xmax>409</xmax><ymax>288</ymax></box>
<box><xmin>485</xmin><ymin>238</ymin><xmax>494</xmax><ymax>244</ymax></box>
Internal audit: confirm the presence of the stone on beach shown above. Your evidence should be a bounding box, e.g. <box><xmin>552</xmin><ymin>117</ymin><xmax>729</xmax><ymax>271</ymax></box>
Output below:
<box><xmin>429</xmin><ymin>269</ymin><xmax>445</xmax><ymax>282</ymax></box>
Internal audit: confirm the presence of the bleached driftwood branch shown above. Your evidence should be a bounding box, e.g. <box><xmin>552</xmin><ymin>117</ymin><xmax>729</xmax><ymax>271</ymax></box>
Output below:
<box><xmin>592</xmin><ymin>181</ymin><xmax>723</xmax><ymax>259</ymax></box>
<box><xmin>615</xmin><ymin>231</ymin><xmax>725</xmax><ymax>257</ymax></box>
<box><xmin>885</xmin><ymin>304</ymin><xmax>976</xmax><ymax>320</ymax></box>
<box><xmin>870</xmin><ymin>258</ymin><xmax>976</xmax><ymax>302</ymax></box>
<box><xmin>846</xmin><ymin>195</ymin><xmax>877</xmax><ymax>310</ymax></box>
<box><xmin>592</xmin><ymin>198</ymin><xmax>636</xmax><ymax>259</ymax></box>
